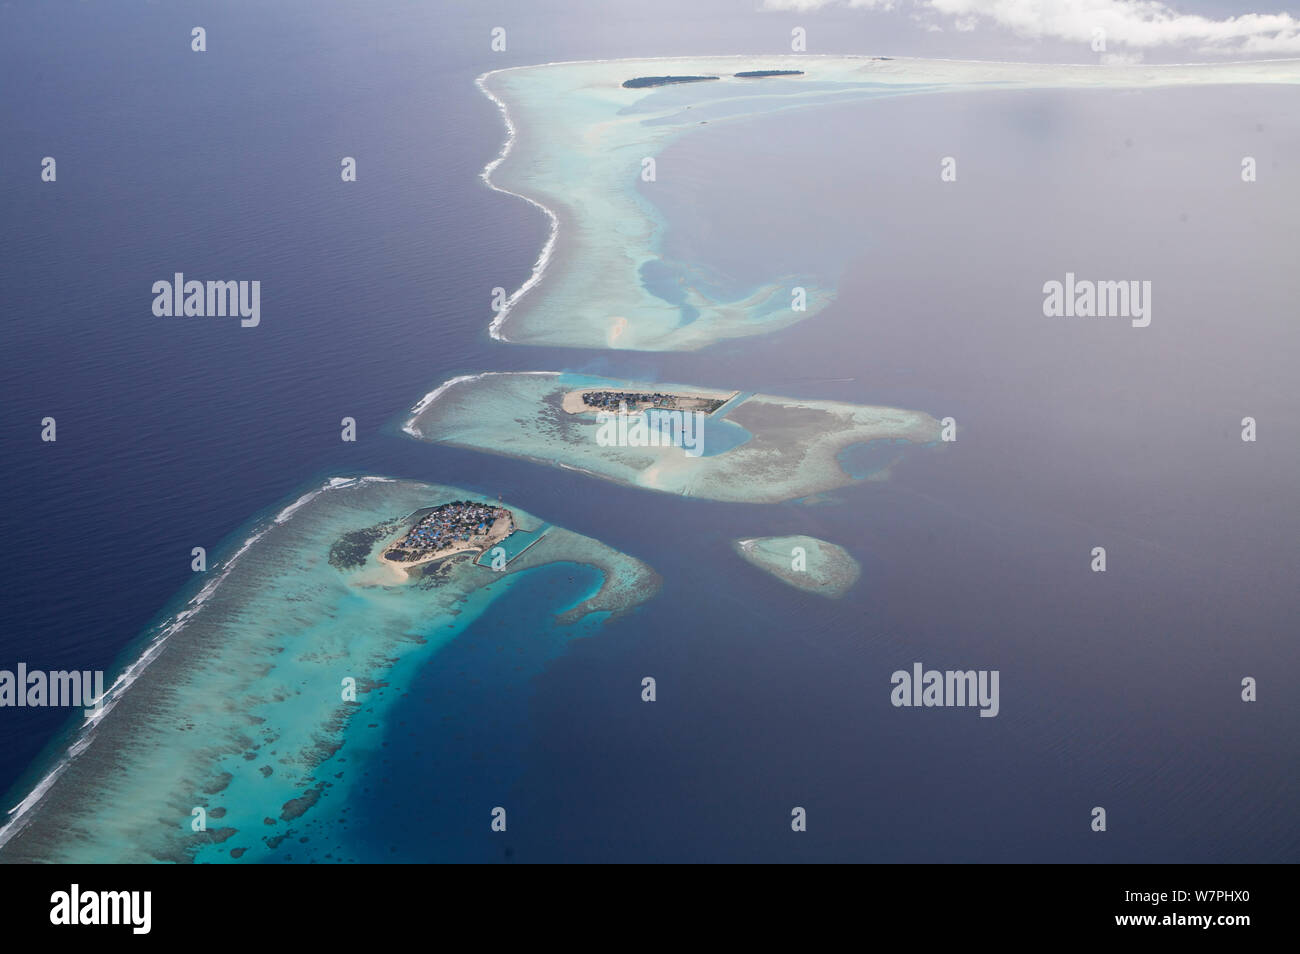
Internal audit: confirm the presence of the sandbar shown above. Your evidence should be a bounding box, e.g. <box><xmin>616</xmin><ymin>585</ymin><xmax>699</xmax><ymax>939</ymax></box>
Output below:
<box><xmin>734</xmin><ymin>535</ymin><xmax>861</xmax><ymax>598</ymax></box>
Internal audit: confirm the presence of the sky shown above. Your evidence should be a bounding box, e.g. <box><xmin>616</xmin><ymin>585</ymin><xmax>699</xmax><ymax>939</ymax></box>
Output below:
<box><xmin>755</xmin><ymin>0</ymin><xmax>1300</xmax><ymax>58</ymax></box>
<box><xmin>423</xmin><ymin>0</ymin><xmax>1300</xmax><ymax>69</ymax></box>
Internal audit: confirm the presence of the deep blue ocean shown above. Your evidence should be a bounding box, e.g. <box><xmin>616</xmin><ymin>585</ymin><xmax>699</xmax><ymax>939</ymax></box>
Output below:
<box><xmin>2</xmin><ymin>1</ymin><xmax>1297</xmax><ymax>862</ymax></box>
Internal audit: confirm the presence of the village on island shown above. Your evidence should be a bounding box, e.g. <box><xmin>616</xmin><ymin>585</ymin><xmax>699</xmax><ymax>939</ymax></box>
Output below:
<box><xmin>563</xmin><ymin>386</ymin><xmax>738</xmax><ymax>458</ymax></box>
<box><xmin>378</xmin><ymin>500</ymin><xmax>518</xmax><ymax>573</ymax></box>
<box><xmin>563</xmin><ymin>386</ymin><xmax>735</xmax><ymax>416</ymax></box>
<box><xmin>378</xmin><ymin>386</ymin><xmax>740</xmax><ymax>576</ymax></box>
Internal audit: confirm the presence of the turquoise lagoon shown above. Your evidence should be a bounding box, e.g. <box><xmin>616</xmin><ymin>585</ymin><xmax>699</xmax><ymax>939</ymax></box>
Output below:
<box><xmin>482</xmin><ymin>55</ymin><xmax>1300</xmax><ymax>351</ymax></box>
<box><xmin>0</xmin><ymin>477</ymin><xmax>658</xmax><ymax>863</ymax></box>
<box><xmin>404</xmin><ymin>371</ymin><xmax>941</xmax><ymax>503</ymax></box>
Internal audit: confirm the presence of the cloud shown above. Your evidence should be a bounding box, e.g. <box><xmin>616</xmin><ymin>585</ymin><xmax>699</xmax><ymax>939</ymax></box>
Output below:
<box><xmin>759</xmin><ymin>0</ymin><xmax>1300</xmax><ymax>54</ymax></box>
<box><xmin>761</xmin><ymin>0</ymin><xmax>896</xmax><ymax>10</ymax></box>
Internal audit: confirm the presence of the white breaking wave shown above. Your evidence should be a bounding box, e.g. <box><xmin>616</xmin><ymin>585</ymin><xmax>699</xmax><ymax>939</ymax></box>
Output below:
<box><xmin>274</xmin><ymin>488</ymin><xmax>324</xmax><ymax>525</ymax></box>
<box><xmin>475</xmin><ymin>70</ymin><xmax>561</xmax><ymax>342</ymax></box>
<box><xmin>557</xmin><ymin>461</ymin><xmax>602</xmax><ymax>478</ymax></box>
<box><xmin>404</xmin><ymin>372</ymin><xmax>484</xmax><ymax>425</ymax></box>
<box><xmin>472</xmin><ymin>52</ymin><xmax>1300</xmax><ymax>348</ymax></box>
<box><xmin>470</xmin><ymin>53</ymin><xmax>900</xmax><ymax>346</ymax></box>
<box><xmin>0</xmin><ymin>475</ymin><xmax>393</xmax><ymax>850</ymax></box>
<box><xmin>402</xmin><ymin>370</ymin><xmax>561</xmax><ymax>437</ymax></box>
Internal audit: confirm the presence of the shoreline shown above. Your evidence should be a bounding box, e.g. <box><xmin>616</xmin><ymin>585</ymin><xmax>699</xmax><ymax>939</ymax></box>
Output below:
<box><xmin>403</xmin><ymin>370</ymin><xmax>560</xmax><ymax>437</ymax></box>
<box><xmin>476</xmin><ymin>69</ymin><xmax>558</xmax><ymax>344</ymax></box>
<box><xmin>475</xmin><ymin>54</ymin><xmax>1300</xmax><ymax>351</ymax></box>
<box><xmin>560</xmin><ymin>386</ymin><xmax>740</xmax><ymax>416</ymax></box>
<box><xmin>0</xmin><ymin>478</ymin><xmax>658</xmax><ymax>862</ymax></box>
<box><xmin>0</xmin><ymin>474</ymin><xmax>396</xmax><ymax>851</ymax></box>
<box><xmin>376</xmin><ymin>510</ymin><xmax>516</xmax><ymax>576</ymax></box>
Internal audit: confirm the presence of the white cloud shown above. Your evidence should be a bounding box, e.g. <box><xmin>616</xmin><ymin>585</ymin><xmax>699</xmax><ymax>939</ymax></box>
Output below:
<box><xmin>761</xmin><ymin>0</ymin><xmax>896</xmax><ymax>10</ymax></box>
<box><xmin>759</xmin><ymin>0</ymin><xmax>1300</xmax><ymax>54</ymax></box>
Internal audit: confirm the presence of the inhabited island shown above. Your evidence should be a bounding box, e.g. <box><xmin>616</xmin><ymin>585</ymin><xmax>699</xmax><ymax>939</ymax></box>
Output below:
<box><xmin>404</xmin><ymin>371</ymin><xmax>942</xmax><ymax>504</ymax></box>
<box><xmin>562</xmin><ymin>387</ymin><xmax>736</xmax><ymax>416</ymax></box>
<box><xmin>734</xmin><ymin>535</ymin><xmax>861</xmax><ymax>598</ymax></box>
<box><xmin>622</xmin><ymin>75</ymin><xmax>719</xmax><ymax>88</ymax></box>
<box><xmin>379</xmin><ymin>500</ymin><xmax>514</xmax><ymax>571</ymax></box>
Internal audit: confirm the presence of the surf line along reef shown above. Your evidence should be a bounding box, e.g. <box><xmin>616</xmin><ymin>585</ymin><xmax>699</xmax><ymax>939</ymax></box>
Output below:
<box><xmin>480</xmin><ymin>54</ymin><xmax>1300</xmax><ymax>351</ymax></box>
<box><xmin>403</xmin><ymin>371</ymin><xmax>943</xmax><ymax>503</ymax></box>
<box><xmin>0</xmin><ymin>478</ymin><xmax>660</xmax><ymax>863</ymax></box>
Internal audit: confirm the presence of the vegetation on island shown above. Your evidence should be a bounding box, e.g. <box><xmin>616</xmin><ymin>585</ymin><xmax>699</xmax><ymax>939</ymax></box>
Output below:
<box><xmin>622</xmin><ymin>75</ymin><xmax>720</xmax><ymax>88</ymax></box>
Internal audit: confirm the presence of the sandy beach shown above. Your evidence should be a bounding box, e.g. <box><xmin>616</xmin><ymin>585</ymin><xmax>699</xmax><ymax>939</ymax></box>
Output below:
<box><xmin>377</xmin><ymin>510</ymin><xmax>515</xmax><ymax>577</ymax></box>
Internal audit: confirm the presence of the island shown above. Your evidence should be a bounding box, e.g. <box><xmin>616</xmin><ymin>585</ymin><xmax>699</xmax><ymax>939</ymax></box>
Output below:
<box><xmin>622</xmin><ymin>75</ymin><xmax>719</xmax><ymax>88</ymax></box>
<box><xmin>404</xmin><ymin>371</ymin><xmax>942</xmax><ymax>504</ymax></box>
<box><xmin>562</xmin><ymin>387</ymin><xmax>736</xmax><ymax>415</ymax></box>
<box><xmin>0</xmin><ymin>477</ymin><xmax>660</xmax><ymax>864</ymax></box>
<box><xmin>734</xmin><ymin>69</ymin><xmax>804</xmax><ymax>78</ymax></box>
<box><xmin>378</xmin><ymin>500</ymin><xmax>514</xmax><ymax>573</ymax></box>
<box><xmin>734</xmin><ymin>535</ymin><xmax>861</xmax><ymax>598</ymax></box>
